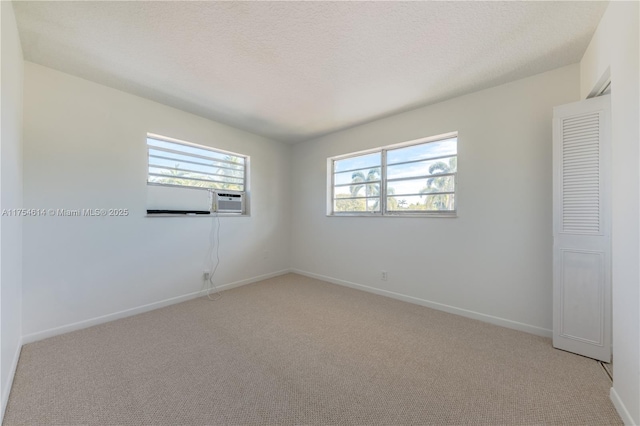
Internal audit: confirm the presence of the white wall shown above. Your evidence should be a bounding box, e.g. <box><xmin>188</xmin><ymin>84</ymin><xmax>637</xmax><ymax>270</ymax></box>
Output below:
<box><xmin>580</xmin><ymin>2</ymin><xmax>640</xmax><ymax>424</ymax></box>
<box><xmin>291</xmin><ymin>65</ymin><xmax>580</xmax><ymax>336</ymax></box>
<box><xmin>0</xmin><ymin>0</ymin><xmax>24</xmax><ymax>419</ymax></box>
<box><xmin>22</xmin><ymin>62</ymin><xmax>291</xmax><ymax>339</ymax></box>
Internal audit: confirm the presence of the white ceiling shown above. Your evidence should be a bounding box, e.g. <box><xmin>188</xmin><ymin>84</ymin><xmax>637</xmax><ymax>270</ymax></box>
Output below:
<box><xmin>13</xmin><ymin>1</ymin><xmax>607</xmax><ymax>144</ymax></box>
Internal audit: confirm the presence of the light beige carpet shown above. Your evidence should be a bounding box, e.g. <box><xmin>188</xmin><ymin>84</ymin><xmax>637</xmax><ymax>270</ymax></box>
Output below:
<box><xmin>3</xmin><ymin>274</ymin><xmax>621</xmax><ymax>425</ymax></box>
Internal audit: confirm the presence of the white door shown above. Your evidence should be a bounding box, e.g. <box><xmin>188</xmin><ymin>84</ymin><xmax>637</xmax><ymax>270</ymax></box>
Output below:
<box><xmin>552</xmin><ymin>95</ymin><xmax>611</xmax><ymax>362</ymax></box>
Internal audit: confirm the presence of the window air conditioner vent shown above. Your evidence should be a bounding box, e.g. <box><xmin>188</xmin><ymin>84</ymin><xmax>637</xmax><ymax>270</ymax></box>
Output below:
<box><xmin>214</xmin><ymin>191</ymin><xmax>244</xmax><ymax>214</ymax></box>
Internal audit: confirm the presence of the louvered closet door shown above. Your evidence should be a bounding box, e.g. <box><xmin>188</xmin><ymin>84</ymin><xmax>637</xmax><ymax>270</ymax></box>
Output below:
<box><xmin>552</xmin><ymin>95</ymin><xmax>611</xmax><ymax>362</ymax></box>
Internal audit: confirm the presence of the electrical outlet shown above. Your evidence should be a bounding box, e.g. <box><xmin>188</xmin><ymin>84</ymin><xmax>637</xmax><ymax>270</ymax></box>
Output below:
<box><xmin>203</xmin><ymin>271</ymin><xmax>210</xmax><ymax>281</ymax></box>
<box><xmin>381</xmin><ymin>271</ymin><xmax>388</xmax><ymax>281</ymax></box>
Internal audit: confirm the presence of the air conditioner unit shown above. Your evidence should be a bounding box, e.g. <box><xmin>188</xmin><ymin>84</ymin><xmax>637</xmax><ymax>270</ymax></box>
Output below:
<box><xmin>213</xmin><ymin>191</ymin><xmax>245</xmax><ymax>214</ymax></box>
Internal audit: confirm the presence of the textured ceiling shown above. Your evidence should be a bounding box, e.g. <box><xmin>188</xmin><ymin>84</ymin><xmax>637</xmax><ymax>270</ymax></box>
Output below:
<box><xmin>13</xmin><ymin>1</ymin><xmax>607</xmax><ymax>143</ymax></box>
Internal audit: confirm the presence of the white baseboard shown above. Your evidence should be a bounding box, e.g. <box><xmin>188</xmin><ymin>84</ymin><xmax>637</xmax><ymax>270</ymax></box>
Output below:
<box><xmin>1</xmin><ymin>337</ymin><xmax>23</xmax><ymax>424</ymax></box>
<box><xmin>611</xmin><ymin>387</ymin><xmax>636</xmax><ymax>425</ymax></box>
<box><xmin>291</xmin><ymin>269</ymin><xmax>552</xmax><ymax>338</ymax></box>
<box><xmin>22</xmin><ymin>269</ymin><xmax>291</xmax><ymax>344</ymax></box>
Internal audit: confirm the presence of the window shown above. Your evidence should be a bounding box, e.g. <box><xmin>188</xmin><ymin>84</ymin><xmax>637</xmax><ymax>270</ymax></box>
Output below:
<box><xmin>147</xmin><ymin>134</ymin><xmax>247</xmax><ymax>191</ymax></box>
<box><xmin>329</xmin><ymin>133</ymin><xmax>457</xmax><ymax>216</ymax></box>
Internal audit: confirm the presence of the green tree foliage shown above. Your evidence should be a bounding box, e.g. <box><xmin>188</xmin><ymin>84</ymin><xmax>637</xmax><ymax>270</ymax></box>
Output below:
<box><xmin>419</xmin><ymin>156</ymin><xmax>456</xmax><ymax>210</ymax></box>
<box><xmin>350</xmin><ymin>168</ymin><xmax>380</xmax><ymax>212</ymax></box>
<box><xmin>334</xmin><ymin>195</ymin><xmax>365</xmax><ymax>212</ymax></box>
<box><xmin>214</xmin><ymin>155</ymin><xmax>244</xmax><ymax>190</ymax></box>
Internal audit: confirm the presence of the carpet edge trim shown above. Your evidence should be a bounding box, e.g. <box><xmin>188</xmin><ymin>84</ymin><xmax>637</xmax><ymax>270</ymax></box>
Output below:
<box><xmin>291</xmin><ymin>269</ymin><xmax>552</xmax><ymax>338</ymax></box>
<box><xmin>21</xmin><ymin>269</ymin><xmax>292</xmax><ymax>344</ymax></box>
<box><xmin>611</xmin><ymin>387</ymin><xmax>636</xmax><ymax>425</ymax></box>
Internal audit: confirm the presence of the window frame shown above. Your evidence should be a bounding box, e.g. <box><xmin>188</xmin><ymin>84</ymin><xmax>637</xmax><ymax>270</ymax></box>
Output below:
<box><xmin>146</xmin><ymin>133</ymin><xmax>249</xmax><ymax>193</ymax></box>
<box><xmin>327</xmin><ymin>132</ymin><xmax>458</xmax><ymax>217</ymax></box>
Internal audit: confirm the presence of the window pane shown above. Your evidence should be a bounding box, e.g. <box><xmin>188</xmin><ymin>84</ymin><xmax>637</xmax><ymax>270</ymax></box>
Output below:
<box><xmin>366</xmin><ymin>199</ymin><xmax>380</xmax><ymax>212</ymax></box>
<box><xmin>334</xmin><ymin>152</ymin><xmax>381</xmax><ymax>173</ymax></box>
<box><xmin>149</xmin><ymin>167</ymin><xmax>244</xmax><ymax>184</ymax></box>
<box><xmin>418</xmin><ymin>175</ymin><xmax>455</xmax><ymax>194</ymax></box>
<box><xmin>387</xmin><ymin>175</ymin><xmax>455</xmax><ymax>196</ymax></box>
<box><xmin>148</xmin><ymin>138</ymin><xmax>244</xmax><ymax>166</ymax></box>
<box><xmin>335</xmin><ymin>183</ymin><xmax>380</xmax><ymax>198</ymax></box>
<box><xmin>329</xmin><ymin>134</ymin><xmax>457</xmax><ymax>216</ymax></box>
<box><xmin>334</xmin><ymin>197</ymin><xmax>380</xmax><ymax>213</ymax></box>
<box><xmin>148</xmin><ymin>158</ymin><xmax>245</xmax><ymax>179</ymax></box>
<box><xmin>387</xmin><ymin>194</ymin><xmax>455</xmax><ymax>212</ymax></box>
<box><xmin>147</xmin><ymin>136</ymin><xmax>246</xmax><ymax>191</ymax></box>
<box><xmin>387</xmin><ymin>138</ymin><xmax>457</xmax><ymax>165</ymax></box>
<box><xmin>334</xmin><ymin>167</ymin><xmax>381</xmax><ymax>185</ymax></box>
<box><xmin>387</xmin><ymin>156</ymin><xmax>456</xmax><ymax>180</ymax></box>
<box><xmin>148</xmin><ymin>174</ymin><xmax>243</xmax><ymax>191</ymax></box>
<box><xmin>149</xmin><ymin>150</ymin><xmax>244</xmax><ymax>172</ymax></box>
<box><xmin>149</xmin><ymin>149</ymin><xmax>244</xmax><ymax>170</ymax></box>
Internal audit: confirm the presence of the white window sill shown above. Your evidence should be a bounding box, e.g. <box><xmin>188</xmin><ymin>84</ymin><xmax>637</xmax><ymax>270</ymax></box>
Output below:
<box><xmin>327</xmin><ymin>212</ymin><xmax>457</xmax><ymax>218</ymax></box>
<box><xmin>145</xmin><ymin>213</ymin><xmax>249</xmax><ymax>218</ymax></box>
